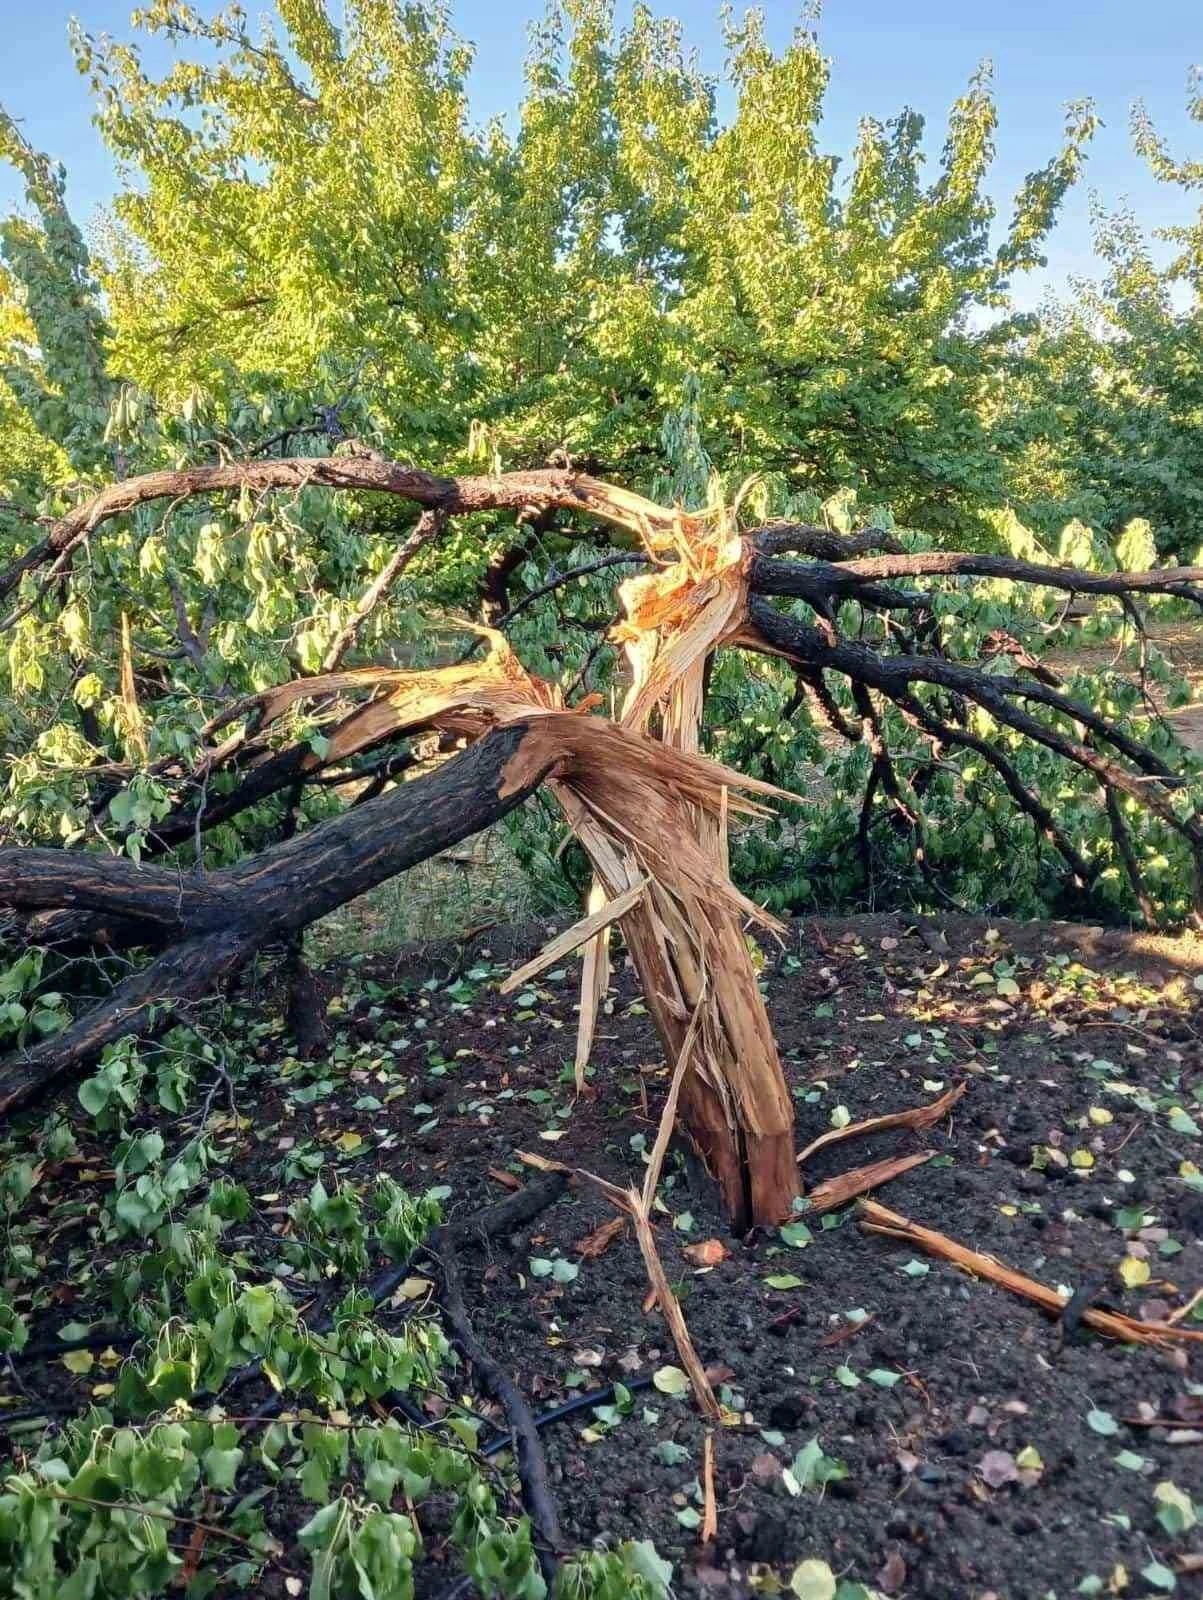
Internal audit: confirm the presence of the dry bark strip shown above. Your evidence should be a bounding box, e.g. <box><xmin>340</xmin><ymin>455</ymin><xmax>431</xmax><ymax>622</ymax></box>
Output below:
<box><xmin>859</xmin><ymin>1199</ymin><xmax>1203</xmax><ymax>1346</ymax></box>
<box><xmin>804</xmin><ymin>1151</ymin><xmax>932</xmax><ymax>1213</ymax></box>
<box><xmin>797</xmin><ymin>1082</ymin><xmax>967</xmax><ymax>1167</ymax></box>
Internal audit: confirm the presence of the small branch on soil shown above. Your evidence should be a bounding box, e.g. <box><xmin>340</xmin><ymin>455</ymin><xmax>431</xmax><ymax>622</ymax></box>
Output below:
<box><xmin>701</xmin><ymin>1432</ymin><xmax>718</xmax><ymax>1543</ymax></box>
<box><xmin>429</xmin><ymin>1224</ymin><xmax>563</xmax><ymax>1589</ymax></box>
<box><xmin>859</xmin><ymin>1199</ymin><xmax>1203</xmax><ymax>1346</ymax></box>
<box><xmin>479</xmin><ymin>1375</ymin><xmax>655</xmax><ymax>1459</ymax></box>
<box><xmin>797</xmin><ymin>1082</ymin><xmax>967</xmax><ymax>1167</ymax></box>
<box><xmin>518</xmin><ymin>998</ymin><xmax>723</xmax><ymax>1422</ymax></box>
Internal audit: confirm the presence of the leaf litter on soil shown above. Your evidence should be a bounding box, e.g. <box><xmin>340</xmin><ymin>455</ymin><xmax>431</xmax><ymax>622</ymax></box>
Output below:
<box><xmin>4</xmin><ymin>912</ymin><xmax>1203</xmax><ymax>1594</ymax></box>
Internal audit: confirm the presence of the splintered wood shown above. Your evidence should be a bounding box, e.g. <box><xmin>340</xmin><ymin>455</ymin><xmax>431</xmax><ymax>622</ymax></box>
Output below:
<box><xmin>298</xmin><ymin>523</ymin><xmax>803</xmax><ymax>1227</ymax></box>
<box><xmin>552</xmin><ymin>513</ymin><xmax>800</xmax><ymax>1225</ymax></box>
<box><xmin>859</xmin><ymin>1199</ymin><xmax>1203</xmax><ymax>1346</ymax></box>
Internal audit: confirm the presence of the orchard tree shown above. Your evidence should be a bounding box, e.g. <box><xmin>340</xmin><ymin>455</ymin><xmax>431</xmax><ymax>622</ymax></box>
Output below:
<box><xmin>1</xmin><ymin>4</ymin><xmax>1202</xmax><ymax>1226</ymax></box>
<box><xmin>1008</xmin><ymin>72</ymin><xmax>1203</xmax><ymax>560</ymax></box>
<box><xmin>70</xmin><ymin>0</ymin><xmax>1096</xmax><ymax>530</ymax></box>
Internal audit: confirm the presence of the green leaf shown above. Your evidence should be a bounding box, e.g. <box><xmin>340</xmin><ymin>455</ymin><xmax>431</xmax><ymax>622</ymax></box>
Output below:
<box><xmin>790</xmin><ymin>1559</ymin><xmax>837</xmax><ymax>1599</ymax></box>
<box><xmin>655</xmin><ymin>1440</ymin><xmax>691</xmax><ymax>1466</ymax></box>
<box><xmin>1086</xmin><ymin>1408</ymin><xmax>1119</xmax><ymax>1436</ymax></box>
<box><xmin>780</xmin><ymin>1221</ymin><xmax>813</xmax><ymax>1249</ymax></box>
<box><xmin>622</xmin><ymin>1540</ymin><xmax>673</xmax><ymax>1596</ymax></box>
<box><xmin>203</xmin><ymin>1443</ymin><xmax>244</xmax><ymax>1491</ymax></box>
<box><xmin>1141</xmin><ymin>1561</ymin><xmax>1177</xmax><ymax>1593</ymax></box>
<box><xmin>78</xmin><ymin>1078</ymin><xmax>109</xmax><ymax>1115</ymax></box>
<box><xmin>652</xmin><ymin>1365</ymin><xmax>690</xmax><ymax>1397</ymax></box>
<box><xmin>1154</xmin><ymin>1479</ymin><xmax>1197</xmax><ymax>1535</ymax></box>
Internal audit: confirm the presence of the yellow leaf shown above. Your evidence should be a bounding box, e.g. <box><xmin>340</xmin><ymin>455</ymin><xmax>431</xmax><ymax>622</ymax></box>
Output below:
<box><xmin>1119</xmin><ymin>1256</ymin><xmax>1150</xmax><ymax>1289</ymax></box>
<box><xmin>1088</xmin><ymin>1107</ymin><xmax>1113</xmax><ymax>1126</ymax></box>
<box><xmin>1016</xmin><ymin>1445</ymin><xmax>1044</xmax><ymax>1471</ymax></box>
<box><xmin>62</xmin><ymin>1350</ymin><xmax>94</xmax><ymax>1374</ymax></box>
<box><xmin>1071</xmin><ymin>1149</ymin><xmax>1095</xmax><ymax>1169</ymax></box>
<box><xmin>397</xmin><ymin>1277</ymin><xmax>432</xmax><ymax>1301</ymax></box>
<box><xmin>91</xmin><ymin>1383</ymin><xmax>115</xmax><ymax>1398</ymax></box>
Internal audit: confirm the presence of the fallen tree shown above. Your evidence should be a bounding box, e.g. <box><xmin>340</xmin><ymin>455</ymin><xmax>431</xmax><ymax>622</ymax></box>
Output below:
<box><xmin>2</xmin><ymin>459</ymin><xmax>1201</xmax><ymax>1226</ymax></box>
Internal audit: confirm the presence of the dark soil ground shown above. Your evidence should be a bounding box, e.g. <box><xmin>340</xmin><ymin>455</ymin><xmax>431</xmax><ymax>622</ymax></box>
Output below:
<box><xmin>6</xmin><ymin>911</ymin><xmax>1203</xmax><ymax>1597</ymax></box>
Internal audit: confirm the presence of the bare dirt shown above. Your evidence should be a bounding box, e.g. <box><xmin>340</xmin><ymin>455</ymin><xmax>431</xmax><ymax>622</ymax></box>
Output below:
<box><xmin>7</xmin><ymin>911</ymin><xmax>1203</xmax><ymax>1597</ymax></box>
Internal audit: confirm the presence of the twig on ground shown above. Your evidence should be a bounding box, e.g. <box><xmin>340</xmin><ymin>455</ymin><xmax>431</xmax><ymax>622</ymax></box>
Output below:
<box><xmin>701</xmin><ymin>1432</ymin><xmax>718</xmax><ymax>1543</ymax></box>
<box><xmin>479</xmin><ymin>1375</ymin><xmax>655</xmax><ymax>1458</ymax></box>
<box><xmin>429</xmin><ymin>1224</ymin><xmax>563</xmax><ymax>1589</ymax></box>
<box><xmin>517</xmin><ymin>994</ymin><xmax>722</xmax><ymax>1422</ymax></box>
<box><xmin>859</xmin><ymin>1199</ymin><xmax>1203</xmax><ymax>1346</ymax></box>
<box><xmin>797</xmin><ymin>1081</ymin><xmax>967</xmax><ymax>1166</ymax></box>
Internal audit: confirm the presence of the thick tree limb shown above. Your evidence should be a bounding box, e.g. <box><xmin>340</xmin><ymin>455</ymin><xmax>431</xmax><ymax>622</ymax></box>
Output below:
<box><xmin>750</xmin><ymin>523</ymin><xmax>904</xmax><ymax>559</ymax></box>
<box><xmin>828</xmin><ymin>549</ymin><xmax>1203</xmax><ymax>604</ymax></box>
<box><xmin>0</xmin><ymin>722</ymin><xmax>559</xmax><ymax>1115</ymax></box>
<box><xmin>0</xmin><ymin>459</ymin><xmax>683</xmax><ymax>615</ymax></box>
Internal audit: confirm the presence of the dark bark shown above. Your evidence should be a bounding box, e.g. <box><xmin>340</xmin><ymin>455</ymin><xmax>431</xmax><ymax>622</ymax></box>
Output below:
<box><xmin>750</xmin><ymin>523</ymin><xmax>904</xmax><ymax>559</ymax></box>
<box><xmin>828</xmin><ymin>549</ymin><xmax>1203</xmax><ymax>604</ymax></box>
<box><xmin>431</xmin><ymin>1225</ymin><xmax>563</xmax><ymax>1587</ymax></box>
<box><xmin>0</xmin><ymin>722</ymin><xmax>558</xmax><ymax>1116</ymax></box>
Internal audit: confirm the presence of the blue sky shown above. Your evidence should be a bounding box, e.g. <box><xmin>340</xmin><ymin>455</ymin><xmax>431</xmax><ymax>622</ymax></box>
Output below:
<box><xmin>0</xmin><ymin>0</ymin><xmax>1199</xmax><ymax>308</ymax></box>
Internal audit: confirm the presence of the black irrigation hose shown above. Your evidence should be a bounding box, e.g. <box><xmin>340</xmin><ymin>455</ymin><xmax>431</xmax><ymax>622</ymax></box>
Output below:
<box><xmin>8</xmin><ymin>1327</ymin><xmax>135</xmax><ymax>1362</ymax></box>
<box><xmin>479</xmin><ymin>1373</ymin><xmax>655</xmax><ymax>1458</ymax></box>
<box><xmin>430</xmin><ymin>1224</ymin><xmax>563</xmax><ymax>1590</ymax></box>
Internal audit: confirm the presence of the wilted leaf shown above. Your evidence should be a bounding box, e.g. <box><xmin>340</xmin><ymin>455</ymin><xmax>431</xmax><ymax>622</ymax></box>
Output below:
<box><xmin>790</xmin><ymin>1559</ymin><xmax>837</xmax><ymax>1600</ymax></box>
<box><xmin>1119</xmin><ymin>1256</ymin><xmax>1151</xmax><ymax>1289</ymax></box>
<box><xmin>977</xmin><ymin>1450</ymin><xmax>1019</xmax><ymax>1488</ymax></box>
<box><xmin>653</xmin><ymin>1365</ymin><xmax>690</xmax><ymax>1396</ymax></box>
<box><xmin>1154</xmin><ymin>1479</ymin><xmax>1197</xmax><ymax>1535</ymax></box>
<box><xmin>575</xmin><ymin>1216</ymin><xmax>626</xmax><ymax>1259</ymax></box>
<box><xmin>682</xmin><ymin>1237</ymin><xmax>728</xmax><ymax>1267</ymax></box>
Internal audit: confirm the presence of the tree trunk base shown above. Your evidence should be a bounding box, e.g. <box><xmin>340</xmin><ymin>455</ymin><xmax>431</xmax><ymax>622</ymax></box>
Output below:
<box><xmin>678</xmin><ymin>1068</ymin><xmax>797</xmax><ymax>1232</ymax></box>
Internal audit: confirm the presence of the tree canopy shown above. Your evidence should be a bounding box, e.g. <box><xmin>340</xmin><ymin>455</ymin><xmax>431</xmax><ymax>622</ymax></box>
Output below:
<box><xmin>1</xmin><ymin>0</ymin><xmax>1203</xmax><ymax>932</ymax></box>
